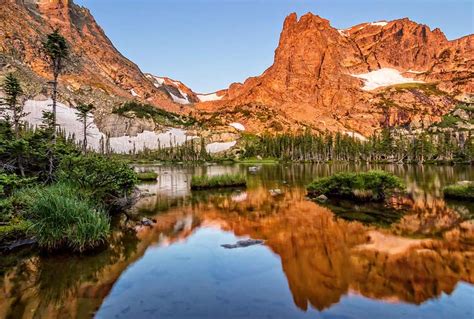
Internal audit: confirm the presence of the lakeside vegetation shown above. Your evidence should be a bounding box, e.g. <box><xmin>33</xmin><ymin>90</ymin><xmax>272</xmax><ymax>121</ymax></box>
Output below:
<box><xmin>136</xmin><ymin>171</ymin><xmax>158</xmax><ymax>181</ymax></box>
<box><xmin>0</xmin><ymin>31</ymin><xmax>137</xmax><ymax>253</ymax></box>
<box><xmin>307</xmin><ymin>171</ymin><xmax>404</xmax><ymax>201</ymax></box>
<box><xmin>25</xmin><ymin>183</ymin><xmax>110</xmax><ymax>252</ymax></box>
<box><xmin>191</xmin><ymin>174</ymin><xmax>247</xmax><ymax>190</ymax></box>
<box><xmin>443</xmin><ymin>182</ymin><xmax>474</xmax><ymax>200</ymax></box>
<box><xmin>123</xmin><ymin>103</ymin><xmax>473</xmax><ymax>164</ymax></box>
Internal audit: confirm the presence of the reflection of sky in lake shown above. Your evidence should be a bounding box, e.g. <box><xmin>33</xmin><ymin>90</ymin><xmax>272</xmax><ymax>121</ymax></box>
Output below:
<box><xmin>1</xmin><ymin>164</ymin><xmax>473</xmax><ymax>319</ymax></box>
<box><xmin>96</xmin><ymin>226</ymin><xmax>474</xmax><ymax>319</ymax></box>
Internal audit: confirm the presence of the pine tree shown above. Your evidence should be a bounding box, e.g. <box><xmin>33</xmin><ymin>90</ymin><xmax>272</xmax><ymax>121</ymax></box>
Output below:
<box><xmin>43</xmin><ymin>29</ymin><xmax>69</xmax><ymax>181</ymax></box>
<box><xmin>43</xmin><ymin>29</ymin><xmax>69</xmax><ymax>140</ymax></box>
<box><xmin>1</xmin><ymin>73</ymin><xmax>27</xmax><ymax>176</ymax></box>
<box><xmin>75</xmin><ymin>103</ymin><xmax>94</xmax><ymax>153</ymax></box>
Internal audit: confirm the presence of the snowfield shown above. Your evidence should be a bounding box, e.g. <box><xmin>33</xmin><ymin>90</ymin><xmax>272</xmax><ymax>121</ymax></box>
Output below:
<box><xmin>130</xmin><ymin>89</ymin><xmax>140</xmax><ymax>97</ymax></box>
<box><xmin>23</xmin><ymin>100</ymin><xmax>196</xmax><ymax>153</ymax></box>
<box><xmin>370</xmin><ymin>21</ymin><xmax>388</xmax><ymax>27</ymax></box>
<box><xmin>205</xmin><ymin>141</ymin><xmax>237</xmax><ymax>153</ymax></box>
<box><xmin>169</xmin><ymin>91</ymin><xmax>190</xmax><ymax>105</ymax></box>
<box><xmin>344</xmin><ymin>131</ymin><xmax>368</xmax><ymax>141</ymax></box>
<box><xmin>197</xmin><ymin>92</ymin><xmax>223</xmax><ymax>102</ymax></box>
<box><xmin>351</xmin><ymin>68</ymin><xmax>424</xmax><ymax>90</ymax></box>
<box><xmin>229</xmin><ymin>122</ymin><xmax>245</xmax><ymax>131</ymax></box>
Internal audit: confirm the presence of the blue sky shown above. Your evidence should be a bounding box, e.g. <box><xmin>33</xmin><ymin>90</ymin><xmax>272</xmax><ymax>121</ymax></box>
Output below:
<box><xmin>76</xmin><ymin>0</ymin><xmax>473</xmax><ymax>93</ymax></box>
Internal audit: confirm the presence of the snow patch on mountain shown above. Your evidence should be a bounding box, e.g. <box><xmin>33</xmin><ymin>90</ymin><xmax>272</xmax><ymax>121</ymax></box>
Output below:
<box><xmin>206</xmin><ymin>141</ymin><xmax>237</xmax><ymax>153</ymax></box>
<box><xmin>337</xmin><ymin>29</ymin><xmax>348</xmax><ymax>37</ymax></box>
<box><xmin>351</xmin><ymin>68</ymin><xmax>424</xmax><ymax>90</ymax></box>
<box><xmin>370</xmin><ymin>21</ymin><xmax>388</xmax><ymax>27</ymax></box>
<box><xmin>23</xmin><ymin>99</ymin><xmax>196</xmax><ymax>153</ymax></box>
<box><xmin>344</xmin><ymin>131</ymin><xmax>368</xmax><ymax>141</ymax></box>
<box><xmin>406</xmin><ymin>70</ymin><xmax>427</xmax><ymax>74</ymax></box>
<box><xmin>130</xmin><ymin>89</ymin><xmax>140</xmax><ymax>97</ymax></box>
<box><xmin>229</xmin><ymin>122</ymin><xmax>245</xmax><ymax>131</ymax></box>
<box><xmin>197</xmin><ymin>92</ymin><xmax>223</xmax><ymax>102</ymax></box>
<box><xmin>169</xmin><ymin>91</ymin><xmax>190</xmax><ymax>105</ymax></box>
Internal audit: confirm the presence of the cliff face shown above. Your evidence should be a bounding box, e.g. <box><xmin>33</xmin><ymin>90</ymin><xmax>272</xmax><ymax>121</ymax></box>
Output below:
<box><xmin>0</xmin><ymin>0</ymin><xmax>180</xmax><ymax>113</ymax></box>
<box><xmin>198</xmin><ymin>13</ymin><xmax>473</xmax><ymax>136</ymax></box>
<box><xmin>1</xmin><ymin>2</ymin><xmax>472</xmax><ymax>136</ymax></box>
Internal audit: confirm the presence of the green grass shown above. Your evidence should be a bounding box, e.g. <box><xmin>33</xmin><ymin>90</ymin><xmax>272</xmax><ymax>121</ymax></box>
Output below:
<box><xmin>25</xmin><ymin>183</ymin><xmax>110</xmax><ymax>252</ymax></box>
<box><xmin>307</xmin><ymin>170</ymin><xmax>404</xmax><ymax>201</ymax></box>
<box><xmin>237</xmin><ymin>158</ymin><xmax>279</xmax><ymax>164</ymax></box>
<box><xmin>191</xmin><ymin>174</ymin><xmax>247</xmax><ymax>190</ymax></box>
<box><xmin>0</xmin><ymin>220</ymin><xmax>30</xmax><ymax>242</ymax></box>
<box><xmin>443</xmin><ymin>182</ymin><xmax>474</xmax><ymax>200</ymax></box>
<box><xmin>137</xmin><ymin>171</ymin><xmax>158</xmax><ymax>181</ymax></box>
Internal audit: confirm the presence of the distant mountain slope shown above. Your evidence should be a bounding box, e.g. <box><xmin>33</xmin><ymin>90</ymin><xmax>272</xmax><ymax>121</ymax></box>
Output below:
<box><xmin>197</xmin><ymin>13</ymin><xmax>473</xmax><ymax>136</ymax></box>
<box><xmin>0</xmin><ymin>2</ymin><xmax>472</xmax><ymax>137</ymax></box>
<box><xmin>0</xmin><ymin>0</ymin><xmax>180</xmax><ymax>113</ymax></box>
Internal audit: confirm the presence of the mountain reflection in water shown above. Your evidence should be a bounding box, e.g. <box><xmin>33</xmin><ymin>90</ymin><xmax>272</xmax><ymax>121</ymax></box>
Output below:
<box><xmin>1</xmin><ymin>164</ymin><xmax>473</xmax><ymax>319</ymax></box>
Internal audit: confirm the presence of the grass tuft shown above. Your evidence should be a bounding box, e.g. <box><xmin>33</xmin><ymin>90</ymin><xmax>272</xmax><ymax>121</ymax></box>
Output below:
<box><xmin>25</xmin><ymin>183</ymin><xmax>110</xmax><ymax>252</ymax></box>
<box><xmin>137</xmin><ymin>171</ymin><xmax>158</xmax><ymax>181</ymax></box>
<box><xmin>191</xmin><ymin>174</ymin><xmax>247</xmax><ymax>190</ymax></box>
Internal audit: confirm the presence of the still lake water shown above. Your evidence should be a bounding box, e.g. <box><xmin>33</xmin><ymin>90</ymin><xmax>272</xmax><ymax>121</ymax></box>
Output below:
<box><xmin>1</xmin><ymin>164</ymin><xmax>473</xmax><ymax>319</ymax></box>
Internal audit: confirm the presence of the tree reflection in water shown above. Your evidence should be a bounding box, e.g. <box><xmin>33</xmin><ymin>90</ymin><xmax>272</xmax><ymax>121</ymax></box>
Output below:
<box><xmin>1</xmin><ymin>164</ymin><xmax>473</xmax><ymax>318</ymax></box>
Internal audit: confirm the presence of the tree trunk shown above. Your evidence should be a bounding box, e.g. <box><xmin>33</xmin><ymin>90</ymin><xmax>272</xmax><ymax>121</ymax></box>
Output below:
<box><xmin>83</xmin><ymin>115</ymin><xmax>87</xmax><ymax>153</ymax></box>
<box><xmin>52</xmin><ymin>74</ymin><xmax>58</xmax><ymax>143</ymax></box>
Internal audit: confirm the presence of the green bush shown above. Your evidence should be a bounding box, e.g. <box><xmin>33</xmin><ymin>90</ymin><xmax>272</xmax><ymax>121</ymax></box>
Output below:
<box><xmin>136</xmin><ymin>171</ymin><xmax>158</xmax><ymax>181</ymax></box>
<box><xmin>307</xmin><ymin>170</ymin><xmax>404</xmax><ymax>201</ymax></box>
<box><xmin>0</xmin><ymin>173</ymin><xmax>36</xmax><ymax>197</ymax></box>
<box><xmin>58</xmin><ymin>154</ymin><xmax>137</xmax><ymax>211</ymax></box>
<box><xmin>191</xmin><ymin>174</ymin><xmax>247</xmax><ymax>190</ymax></box>
<box><xmin>26</xmin><ymin>183</ymin><xmax>110</xmax><ymax>252</ymax></box>
<box><xmin>443</xmin><ymin>182</ymin><xmax>474</xmax><ymax>200</ymax></box>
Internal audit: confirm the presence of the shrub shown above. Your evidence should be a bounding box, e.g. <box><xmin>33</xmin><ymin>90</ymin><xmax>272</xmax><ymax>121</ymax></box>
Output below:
<box><xmin>0</xmin><ymin>173</ymin><xmax>35</xmax><ymax>197</ymax></box>
<box><xmin>136</xmin><ymin>171</ymin><xmax>158</xmax><ymax>181</ymax></box>
<box><xmin>443</xmin><ymin>182</ymin><xmax>474</xmax><ymax>200</ymax></box>
<box><xmin>26</xmin><ymin>183</ymin><xmax>110</xmax><ymax>252</ymax></box>
<box><xmin>307</xmin><ymin>170</ymin><xmax>404</xmax><ymax>201</ymax></box>
<box><xmin>58</xmin><ymin>154</ymin><xmax>137</xmax><ymax>211</ymax></box>
<box><xmin>191</xmin><ymin>174</ymin><xmax>247</xmax><ymax>190</ymax></box>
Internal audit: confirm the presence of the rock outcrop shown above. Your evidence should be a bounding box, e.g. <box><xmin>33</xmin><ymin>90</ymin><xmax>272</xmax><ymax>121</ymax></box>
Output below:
<box><xmin>0</xmin><ymin>0</ymin><xmax>180</xmax><ymax>113</ymax></box>
<box><xmin>197</xmin><ymin>13</ymin><xmax>473</xmax><ymax>136</ymax></box>
<box><xmin>1</xmin><ymin>2</ymin><xmax>472</xmax><ymax>137</ymax></box>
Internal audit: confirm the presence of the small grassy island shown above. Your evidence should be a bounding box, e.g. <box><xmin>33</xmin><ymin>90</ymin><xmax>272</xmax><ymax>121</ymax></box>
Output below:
<box><xmin>191</xmin><ymin>174</ymin><xmax>247</xmax><ymax>190</ymax></box>
<box><xmin>137</xmin><ymin>171</ymin><xmax>159</xmax><ymax>181</ymax></box>
<box><xmin>443</xmin><ymin>181</ymin><xmax>474</xmax><ymax>200</ymax></box>
<box><xmin>307</xmin><ymin>170</ymin><xmax>404</xmax><ymax>202</ymax></box>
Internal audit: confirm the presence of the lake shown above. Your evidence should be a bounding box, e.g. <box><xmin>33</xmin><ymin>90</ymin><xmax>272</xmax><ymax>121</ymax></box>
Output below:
<box><xmin>1</xmin><ymin>164</ymin><xmax>473</xmax><ymax>318</ymax></box>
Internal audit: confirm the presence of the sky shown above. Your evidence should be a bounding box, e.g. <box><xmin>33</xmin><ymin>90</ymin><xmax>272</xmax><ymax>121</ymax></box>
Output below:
<box><xmin>76</xmin><ymin>0</ymin><xmax>473</xmax><ymax>93</ymax></box>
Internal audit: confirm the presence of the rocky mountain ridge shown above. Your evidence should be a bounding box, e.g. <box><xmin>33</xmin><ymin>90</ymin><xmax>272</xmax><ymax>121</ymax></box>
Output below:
<box><xmin>197</xmin><ymin>13</ymin><xmax>473</xmax><ymax>136</ymax></box>
<box><xmin>1</xmin><ymin>2</ymin><xmax>472</xmax><ymax>138</ymax></box>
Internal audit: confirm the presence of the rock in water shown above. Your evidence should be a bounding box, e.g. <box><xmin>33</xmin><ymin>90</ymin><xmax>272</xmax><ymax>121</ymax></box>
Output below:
<box><xmin>269</xmin><ymin>189</ymin><xmax>284</xmax><ymax>196</ymax></box>
<box><xmin>140</xmin><ymin>218</ymin><xmax>154</xmax><ymax>227</ymax></box>
<box><xmin>316</xmin><ymin>194</ymin><xmax>328</xmax><ymax>202</ymax></box>
<box><xmin>248</xmin><ymin>166</ymin><xmax>260</xmax><ymax>173</ymax></box>
<box><xmin>221</xmin><ymin>239</ymin><xmax>264</xmax><ymax>249</ymax></box>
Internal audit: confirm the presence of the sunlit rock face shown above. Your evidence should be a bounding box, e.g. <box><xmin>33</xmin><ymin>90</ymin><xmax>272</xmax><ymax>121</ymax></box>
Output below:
<box><xmin>0</xmin><ymin>0</ymin><xmax>181</xmax><ymax>124</ymax></box>
<box><xmin>197</xmin><ymin>13</ymin><xmax>472</xmax><ymax>135</ymax></box>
